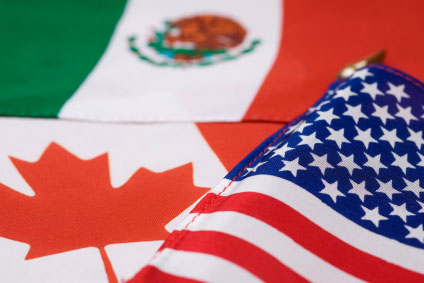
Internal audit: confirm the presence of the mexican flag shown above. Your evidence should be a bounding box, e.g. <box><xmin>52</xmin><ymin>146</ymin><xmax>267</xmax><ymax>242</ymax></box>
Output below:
<box><xmin>2</xmin><ymin>0</ymin><xmax>423</xmax><ymax>123</ymax></box>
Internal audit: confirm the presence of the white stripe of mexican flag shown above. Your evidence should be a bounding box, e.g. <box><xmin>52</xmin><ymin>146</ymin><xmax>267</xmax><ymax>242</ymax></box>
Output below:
<box><xmin>59</xmin><ymin>0</ymin><xmax>282</xmax><ymax>122</ymax></box>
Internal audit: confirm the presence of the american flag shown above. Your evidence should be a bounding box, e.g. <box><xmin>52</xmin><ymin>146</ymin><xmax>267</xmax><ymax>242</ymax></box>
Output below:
<box><xmin>130</xmin><ymin>64</ymin><xmax>424</xmax><ymax>282</ymax></box>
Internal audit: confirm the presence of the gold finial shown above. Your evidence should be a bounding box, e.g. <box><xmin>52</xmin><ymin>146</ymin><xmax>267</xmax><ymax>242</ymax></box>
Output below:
<box><xmin>338</xmin><ymin>50</ymin><xmax>386</xmax><ymax>79</ymax></box>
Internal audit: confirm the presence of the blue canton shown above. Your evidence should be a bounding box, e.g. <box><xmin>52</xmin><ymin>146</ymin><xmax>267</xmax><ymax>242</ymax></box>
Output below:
<box><xmin>227</xmin><ymin>64</ymin><xmax>424</xmax><ymax>249</ymax></box>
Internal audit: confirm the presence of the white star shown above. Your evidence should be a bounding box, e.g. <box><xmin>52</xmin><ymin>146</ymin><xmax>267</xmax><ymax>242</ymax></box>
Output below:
<box><xmin>306</xmin><ymin>106</ymin><xmax>317</xmax><ymax>115</ymax></box>
<box><xmin>417</xmin><ymin>200</ymin><xmax>424</xmax><ymax>213</ymax></box>
<box><xmin>387</xmin><ymin>82</ymin><xmax>409</xmax><ymax>102</ymax></box>
<box><xmin>361</xmin><ymin>82</ymin><xmax>383</xmax><ymax>99</ymax></box>
<box><xmin>363</xmin><ymin>152</ymin><xmax>387</xmax><ymax>174</ymax></box>
<box><xmin>342</xmin><ymin>104</ymin><xmax>367</xmax><ymax>124</ymax></box>
<box><xmin>265</xmin><ymin>142</ymin><xmax>282</xmax><ymax>156</ymax></box>
<box><xmin>280</xmin><ymin>157</ymin><xmax>306</xmax><ymax>177</ymax></box>
<box><xmin>298</xmin><ymin>131</ymin><xmax>323</xmax><ymax>150</ymax></box>
<box><xmin>351</xmin><ymin>68</ymin><xmax>373</xmax><ymax>80</ymax></box>
<box><xmin>295</xmin><ymin>121</ymin><xmax>313</xmax><ymax>134</ymax></box>
<box><xmin>244</xmin><ymin>161</ymin><xmax>266</xmax><ymax>176</ymax></box>
<box><xmin>379</xmin><ymin>128</ymin><xmax>402</xmax><ymax>148</ymax></box>
<box><xmin>334</xmin><ymin>86</ymin><xmax>357</xmax><ymax>101</ymax></box>
<box><xmin>389</xmin><ymin>202</ymin><xmax>414</xmax><ymax>222</ymax></box>
<box><xmin>309</xmin><ymin>152</ymin><xmax>333</xmax><ymax>175</ymax></box>
<box><xmin>371</xmin><ymin>104</ymin><xmax>395</xmax><ymax>125</ymax></box>
<box><xmin>403</xmin><ymin>178</ymin><xmax>424</xmax><ymax>198</ymax></box>
<box><xmin>348</xmin><ymin>180</ymin><xmax>372</xmax><ymax>202</ymax></box>
<box><xmin>315</xmin><ymin>108</ymin><xmax>339</xmax><ymax>125</ymax></box>
<box><xmin>319</xmin><ymin>180</ymin><xmax>345</xmax><ymax>203</ymax></box>
<box><xmin>405</xmin><ymin>224</ymin><xmax>424</xmax><ymax>243</ymax></box>
<box><xmin>391</xmin><ymin>153</ymin><xmax>414</xmax><ymax>174</ymax></box>
<box><xmin>395</xmin><ymin>105</ymin><xmax>418</xmax><ymax>125</ymax></box>
<box><xmin>407</xmin><ymin>128</ymin><xmax>424</xmax><ymax>150</ymax></box>
<box><xmin>286</xmin><ymin>120</ymin><xmax>303</xmax><ymax>134</ymax></box>
<box><xmin>326</xmin><ymin>127</ymin><xmax>350</xmax><ymax>149</ymax></box>
<box><xmin>271</xmin><ymin>142</ymin><xmax>294</xmax><ymax>159</ymax></box>
<box><xmin>314</xmin><ymin>100</ymin><xmax>331</xmax><ymax>111</ymax></box>
<box><xmin>417</xmin><ymin>152</ymin><xmax>424</xmax><ymax>167</ymax></box>
<box><xmin>361</xmin><ymin>205</ymin><xmax>388</xmax><ymax>227</ymax></box>
<box><xmin>354</xmin><ymin>126</ymin><xmax>377</xmax><ymax>149</ymax></box>
<box><xmin>376</xmin><ymin>179</ymin><xmax>400</xmax><ymax>200</ymax></box>
<box><xmin>337</xmin><ymin>152</ymin><xmax>361</xmax><ymax>175</ymax></box>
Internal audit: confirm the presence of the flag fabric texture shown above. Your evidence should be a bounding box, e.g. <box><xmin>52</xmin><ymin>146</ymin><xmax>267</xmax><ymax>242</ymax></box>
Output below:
<box><xmin>1</xmin><ymin>0</ymin><xmax>424</xmax><ymax>282</ymax></box>
<box><xmin>130</xmin><ymin>64</ymin><xmax>424</xmax><ymax>282</ymax></box>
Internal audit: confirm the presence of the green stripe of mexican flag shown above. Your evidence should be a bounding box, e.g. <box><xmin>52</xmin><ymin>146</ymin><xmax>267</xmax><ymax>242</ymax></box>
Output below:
<box><xmin>0</xmin><ymin>0</ymin><xmax>127</xmax><ymax>117</ymax></box>
<box><xmin>0</xmin><ymin>0</ymin><xmax>282</xmax><ymax>122</ymax></box>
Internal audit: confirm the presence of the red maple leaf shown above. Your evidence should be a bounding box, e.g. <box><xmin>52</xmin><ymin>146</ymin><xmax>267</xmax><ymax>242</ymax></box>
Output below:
<box><xmin>0</xmin><ymin>143</ymin><xmax>209</xmax><ymax>282</ymax></box>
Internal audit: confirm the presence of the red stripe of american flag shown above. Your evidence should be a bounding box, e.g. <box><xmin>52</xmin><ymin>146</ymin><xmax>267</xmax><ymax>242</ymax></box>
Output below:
<box><xmin>191</xmin><ymin>192</ymin><xmax>424</xmax><ymax>282</ymax></box>
<box><xmin>158</xmin><ymin>230</ymin><xmax>307</xmax><ymax>283</ymax></box>
<box><xmin>129</xmin><ymin>265</ymin><xmax>202</xmax><ymax>283</ymax></box>
<box><xmin>130</xmin><ymin>188</ymin><xmax>424</xmax><ymax>282</ymax></box>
